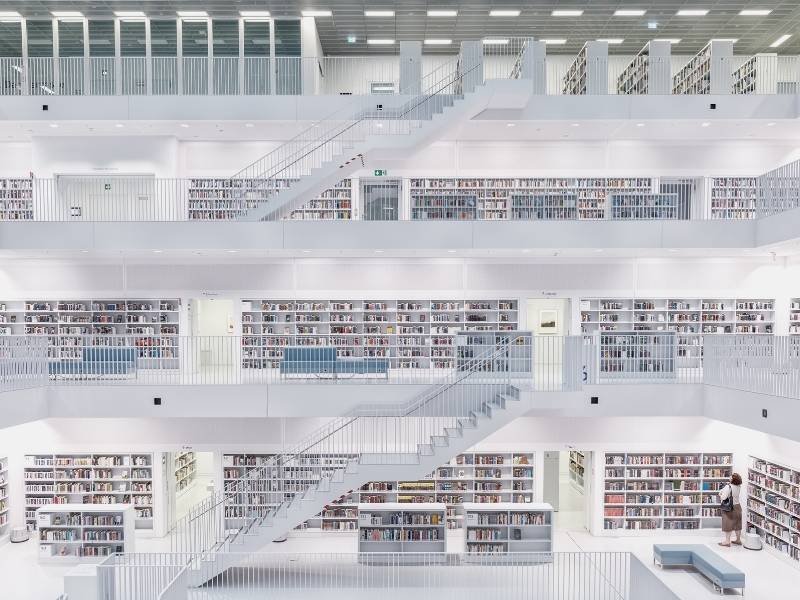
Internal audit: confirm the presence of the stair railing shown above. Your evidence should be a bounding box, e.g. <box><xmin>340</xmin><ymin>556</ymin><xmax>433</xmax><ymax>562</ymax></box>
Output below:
<box><xmin>231</xmin><ymin>47</ymin><xmax>489</xmax><ymax>221</ymax></box>
<box><xmin>169</xmin><ymin>332</ymin><xmax>531</xmax><ymax>555</ymax></box>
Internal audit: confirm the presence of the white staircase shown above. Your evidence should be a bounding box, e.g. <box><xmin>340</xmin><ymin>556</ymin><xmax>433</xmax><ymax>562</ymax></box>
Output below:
<box><xmin>169</xmin><ymin>334</ymin><xmax>533</xmax><ymax>583</ymax></box>
<box><xmin>230</xmin><ymin>42</ymin><xmax>531</xmax><ymax>222</ymax></box>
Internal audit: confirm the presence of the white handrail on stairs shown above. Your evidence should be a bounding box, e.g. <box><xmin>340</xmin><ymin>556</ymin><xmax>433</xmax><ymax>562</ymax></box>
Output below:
<box><xmin>229</xmin><ymin>42</ymin><xmax>501</xmax><ymax>221</ymax></box>
<box><xmin>169</xmin><ymin>332</ymin><xmax>531</xmax><ymax>555</ymax></box>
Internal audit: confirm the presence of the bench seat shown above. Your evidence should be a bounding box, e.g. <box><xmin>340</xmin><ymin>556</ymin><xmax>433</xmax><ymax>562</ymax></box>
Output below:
<box><xmin>654</xmin><ymin>544</ymin><xmax>745</xmax><ymax>594</ymax></box>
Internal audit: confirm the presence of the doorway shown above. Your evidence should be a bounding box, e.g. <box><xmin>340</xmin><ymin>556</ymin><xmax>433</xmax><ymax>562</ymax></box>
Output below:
<box><xmin>526</xmin><ymin>298</ymin><xmax>571</xmax><ymax>387</ymax></box>
<box><xmin>542</xmin><ymin>449</ymin><xmax>592</xmax><ymax>531</ymax></box>
<box><xmin>189</xmin><ymin>298</ymin><xmax>237</xmax><ymax>372</ymax></box>
<box><xmin>361</xmin><ymin>178</ymin><xmax>401</xmax><ymax>220</ymax></box>
<box><xmin>173</xmin><ymin>450</ymin><xmax>215</xmax><ymax>520</ymax></box>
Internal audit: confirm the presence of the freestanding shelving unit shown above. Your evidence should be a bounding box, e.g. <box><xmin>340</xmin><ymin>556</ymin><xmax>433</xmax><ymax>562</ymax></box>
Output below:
<box><xmin>562</xmin><ymin>41</ymin><xmax>608</xmax><ymax>95</ymax></box>
<box><xmin>602</xmin><ymin>452</ymin><xmax>733</xmax><ymax>533</ymax></box>
<box><xmin>23</xmin><ymin>453</ymin><xmax>154</xmax><ymax>531</ymax></box>
<box><xmin>733</xmin><ymin>53</ymin><xmax>778</xmax><ymax>95</ymax></box>
<box><xmin>175</xmin><ymin>451</ymin><xmax>197</xmax><ymax>494</ymax></box>
<box><xmin>358</xmin><ymin>502</ymin><xmax>446</xmax><ymax>558</ymax></box>
<box><xmin>791</xmin><ymin>299</ymin><xmax>800</xmax><ymax>336</ymax></box>
<box><xmin>569</xmin><ymin>451</ymin><xmax>585</xmax><ymax>492</ymax></box>
<box><xmin>672</xmin><ymin>40</ymin><xmax>733</xmax><ymax>94</ymax></box>
<box><xmin>463</xmin><ymin>502</ymin><xmax>553</xmax><ymax>555</ymax></box>
<box><xmin>37</xmin><ymin>504</ymin><xmax>135</xmax><ymax>562</ymax></box>
<box><xmin>616</xmin><ymin>41</ymin><xmax>672</xmax><ymax>95</ymax></box>
<box><xmin>0</xmin><ymin>456</ymin><xmax>8</xmax><ymax>539</ymax></box>
<box><xmin>747</xmin><ymin>456</ymin><xmax>800</xmax><ymax>563</ymax></box>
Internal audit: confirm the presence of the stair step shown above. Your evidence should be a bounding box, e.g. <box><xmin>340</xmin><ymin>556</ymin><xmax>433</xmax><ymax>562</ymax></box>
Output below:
<box><xmin>431</xmin><ymin>435</ymin><xmax>449</xmax><ymax>447</ymax></box>
<box><xmin>444</xmin><ymin>427</ymin><xmax>463</xmax><ymax>438</ymax></box>
<box><xmin>418</xmin><ymin>444</ymin><xmax>434</xmax><ymax>456</ymax></box>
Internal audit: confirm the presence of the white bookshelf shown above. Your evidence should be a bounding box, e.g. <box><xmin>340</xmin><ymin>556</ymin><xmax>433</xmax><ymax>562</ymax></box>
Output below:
<box><xmin>569</xmin><ymin>451</ymin><xmax>585</xmax><ymax>492</ymax></box>
<box><xmin>0</xmin><ymin>457</ymin><xmax>8</xmax><ymax>538</ymax></box>
<box><xmin>791</xmin><ymin>299</ymin><xmax>800</xmax><ymax>336</ymax></box>
<box><xmin>175</xmin><ymin>451</ymin><xmax>196</xmax><ymax>494</ymax></box>
<box><xmin>616</xmin><ymin>41</ymin><xmax>671</xmax><ymax>95</ymax></box>
<box><xmin>580</xmin><ymin>297</ymin><xmax>775</xmax><ymax>367</ymax></box>
<box><xmin>0</xmin><ymin>177</ymin><xmax>33</xmax><ymax>220</ymax></box>
<box><xmin>596</xmin><ymin>332</ymin><xmax>676</xmax><ymax>378</ymax></box>
<box><xmin>0</xmin><ymin>298</ymin><xmax>180</xmax><ymax>365</ymax></box>
<box><xmin>603</xmin><ymin>452</ymin><xmax>733</xmax><ymax>533</ymax></box>
<box><xmin>24</xmin><ymin>453</ymin><xmax>154</xmax><ymax>531</ymax></box>
<box><xmin>463</xmin><ymin>502</ymin><xmax>553</xmax><ymax>554</ymax></box>
<box><xmin>37</xmin><ymin>504</ymin><xmax>134</xmax><ymax>562</ymax></box>
<box><xmin>747</xmin><ymin>456</ymin><xmax>800</xmax><ymax>563</ymax></box>
<box><xmin>240</xmin><ymin>299</ymin><xmax>519</xmax><ymax>370</ymax></box>
<box><xmin>733</xmin><ymin>53</ymin><xmax>778</xmax><ymax>95</ymax></box>
<box><xmin>358</xmin><ymin>502</ymin><xmax>446</xmax><ymax>554</ymax></box>
<box><xmin>562</xmin><ymin>41</ymin><xmax>608</xmax><ymax>95</ymax></box>
<box><xmin>409</xmin><ymin>178</ymin><xmax>510</xmax><ymax>220</ymax></box>
<box><xmin>710</xmin><ymin>177</ymin><xmax>758</xmax><ymax>220</ymax></box>
<box><xmin>187</xmin><ymin>178</ymin><xmax>352</xmax><ymax>221</ymax></box>
<box><xmin>672</xmin><ymin>40</ymin><xmax>733</xmax><ymax>95</ymax></box>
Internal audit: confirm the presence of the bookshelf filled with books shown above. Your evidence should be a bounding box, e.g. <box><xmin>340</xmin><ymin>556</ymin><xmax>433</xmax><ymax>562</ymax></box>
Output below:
<box><xmin>790</xmin><ymin>299</ymin><xmax>800</xmax><ymax>336</ymax></box>
<box><xmin>672</xmin><ymin>41</ymin><xmax>733</xmax><ymax>95</ymax></box>
<box><xmin>747</xmin><ymin>456</ymin><xmax>800</xmax><ymax>563</ymax></box>
<box><xmin>36</xmin><ymin>504</ymin><xmax>135</xmax><ymax>562</ymax></box>
<box><xmin>0</xmin><ymin>298</ymin><xmax>180</xmax><ymax>366</ymax></box>
<box><xmin>358</xmin><ymin>503</ymin><xmax>446</xmax><ymax>554</ymax></box>
<box><xmin>569</xmin><ymin>451</ymin><xmax>585</xmax><ymax>492</ymax></box>
<box><xmin>175</xmin><ymin>451</ymin><xmax>196</xmax><ymax>494</ymax></box>
<box><xmin>0</xmin><ymin>457</ymin><xmax>8</xmax><ymax>539</ymax></box>
<box><xmin>733</xmin><ymin>53</ymin><xmax>778</xmax><ymax>95</ymax></box>
<box><xmin>23</xmin><ymin>453</ymin><xmax>154</xmax><ymax>531</ymax></box>
<box><xmin>602</xmin><ymin>452</ymin><xmax>733</xmax><ymax>533</ymax></box>
<box><xmin>562</xmin><ymin>42</ymin><xmax>608</xmax><ymax>95</ymax></box>
<box><xmin>0</xmin><ymin>177</ymin><xmax>33</xmax><ymax>221</ymax></box>
<box><xmin>616</xmin><ymin>41</ymin><xmax>671</xmax><ymax>95</ymax></box>
<box><xmin>463</xmin><ymin>503</ymin><xmax>553</xmax><ymax>554</ymax></box>
<box><xmin>710</xmin><ymin>177</ymin><xmax>758</xmax><ymax>220</ymax></box>
<box><xmin>240</xmin><ymin>299</ymin><xmax>519</xmax><ymax>370</ymax></box>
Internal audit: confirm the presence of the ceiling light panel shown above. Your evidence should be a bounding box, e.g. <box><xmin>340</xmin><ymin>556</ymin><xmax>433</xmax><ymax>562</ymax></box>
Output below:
<box><xmin>364</xmin><ymin>10</ymin><xmax>394</xmax><ymax>17</ymax></box>
<box><xmin>427</xmin><ymin>10</ymin><xmax>458</xmax><ymax>17</ymax></box>
<box><xmin>301</xmin><ymin>10</ymin><xmax>332</xmax><ymax>17</ymax></box>
<box><xmin>614</xmin><ymin>10</ymin><xmax>646</xmax><ymax>16</ymax></box>
<box><xmin>552</xmin><ymin>10</ymin><xmax>583</xmax><ymax>16</ymax></box>
<box><xmin>677</xmin><ymin>9</ymin><xmax>709</xmax><ymax>16</ymax></box>
<box><xmin>489</xmin><ymin>10</ymin><xmax>521</xmax><ymax>17</ymax></box>
<box><xmin>367</xmin><ymin>39</ymin><xmax>395</xmax><ymax>45</ymax></box>
<box><xmin>771</xmin><ymin>34</ymin><xmax>791</xmax><ymax>47</ymax></box>
<box><xmin>177</xmin><ymin>11</ymin><xmax>207</xmax><ymax>17</ymax></box>
<box><xmin>240</xmin><ymin>11</ymin><xmax>271</xmax><ymax>18</ymax></box>
<box><xmin>739</xmin><ymin>9</ymin><xmax>772</xmax><ymax>16</ymax></box>
<box><xmin>424</xmin><ymin>39</ymin><xmax>452</xmax><ymax>45</ymax></box>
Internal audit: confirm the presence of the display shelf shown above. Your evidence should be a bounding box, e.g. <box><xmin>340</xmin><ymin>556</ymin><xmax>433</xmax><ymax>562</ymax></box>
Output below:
<box><xmin>463</xmin><ymin>502</ymin><xmax>553</xmax><ymax>554</ymax></box>
<box><xmin>569</xmin><ymin>451</ymin><xmax>585</xmax><ymax>492</ymax></box>
<box><xmin>0</xmin><ymin>298</ymin><xmax>180</xmax><ymax>365</ymax></box>
<box><xmin>240</xmin><ymin>299</ymin><xmax>519</xmax><ymax>370</ymax></box>
<box><xmin>710</xmin><ymin>177</ymin><xmax>758</xmax><ymax>220</ymax></box>
<box><xmin>733</xmin><ymin>53</ymin><xmax>778</xmax><ymax>95</ymax></box>
<box><xmin>24</xmin><ymin>453</ymin><xmax>154</xmax><ymax>531</ymax></box>
<box><xmin>36</xmin><ymin>504</ymin><xmax>134</xmax><ymax>562</ymax></box>
<box><xmin>597</xmin><ymin>332</ymin><xmax>676</xmax><ymax>378</ymax></box>
<box><xmin>791</xmin><ymin>299</ymin><xmax>800</xmax><ymax>336</ymax></box>
<box><xmin>0</xmin><ymin>177</ymin><xmax>33</xmax><ymax>221</ymax></box>
<box><xmin>358</xmin><ymin>503</ymin><xmax>446</xmax><ymax>554</ymax></box>
<box><xmin>672</xmin><ymin>41</ymin><xmax>733</xmax><ymax>95</ymax></box>
<box><xmin>0</xmin><ymin>456</ymin><xmax>8</xmax><ymax>538</ymax></box>
<box><xmin>603</xmin><ymin>452</ymin><xmax>732</xmax><ymax>533</ymax></box>
<box><xmin>580</xmin><ymin>297</ymin><xmax>774</xmax><ymax>367</ymax></box>
<box><xmin>187</xmin><ymin>178</ymin><xmax>352</xmax><ymax>221</ymax></box>
<box><xmin>562</xmin><ymin>41</ymin><xmax>607</xmax><ymax>95</ymax></box>
<box><xmin>616</xmin><ymin>41</ymin><xmax>671</xmax><ymax>95</ymax></box>
<box><xmin>747</xmin><ymin>456</ymin><xmax>800</xmax><ymax>563</ymax></box>
<box><xmin>175</xmin><ymin>451</ymin><xmax>196</xmax><ymax>493</ymax></box>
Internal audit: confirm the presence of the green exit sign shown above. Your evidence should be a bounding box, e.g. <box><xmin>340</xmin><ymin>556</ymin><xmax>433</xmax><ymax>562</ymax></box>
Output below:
<box><xmin>373</xmin><ymin>169</ymin><xmax>387</xmax><ymax>177</ymax></box>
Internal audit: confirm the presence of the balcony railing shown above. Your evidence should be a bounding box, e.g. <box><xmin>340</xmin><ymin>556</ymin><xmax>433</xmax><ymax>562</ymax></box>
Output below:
<box><xmin>4</xmin><ymin>333</ymin><xmax>797</xmax><ymax>395</ymax></box>
<box><xmin>1</xmin><ymin>53</ymin><xmax>799</xmax><ymax>97</ymax></box>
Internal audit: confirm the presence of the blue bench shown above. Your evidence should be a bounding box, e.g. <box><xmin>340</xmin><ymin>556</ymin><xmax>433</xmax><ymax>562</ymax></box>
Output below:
<box><xmin>49</xmin><ymin>347</ymin><xmax>138</xmax><ymax>378</ymax></box>
<box><xmin>280</xmin><ymin>347</ymin><xmax>389</xmax><ymax>379</ymax></box>
<box><xmin>654</xmin><ymin>544</ymin><xmax>745</xmax><ymax>595</ymax></box>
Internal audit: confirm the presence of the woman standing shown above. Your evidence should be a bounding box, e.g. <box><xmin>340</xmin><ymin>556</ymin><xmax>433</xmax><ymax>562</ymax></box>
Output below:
<box><xmin>719</xmin><ymin>473</ymin><xmax>743</xmax><ymax>547</ymax></box>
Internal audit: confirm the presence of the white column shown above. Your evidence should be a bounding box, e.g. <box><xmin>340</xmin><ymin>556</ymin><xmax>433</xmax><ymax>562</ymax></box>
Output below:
<box><xmin>582</xmin><ymin>41</ymin><xmax>608</xmax><ymax>95</ymax></box>
<box><xmin>399</xmin><ymin>41</ymin><xmax>422</xmax><ymax>95</ymax></box>
<box><xmin>176</xmin><ymin>19</ymin><xmax>183</xmax><ymax>95</ymax></box>
<box><xmin>82</xmin><ymin>19</ymin><xmax>90</xmax><ymax>94</ymax></box>
<box><xmin>207</xmin><ymin>19</ymin><xmax>213</xmax><ymax>95</ymax></box>
<box><xmin>645</xmin><ymin>40</ymin><xmax>672</xmax><ymax>95</ymax></box>
<box><xmin>144</xmin><ymin>19</ymin><xmax>152</xmax><ymax>95</ymax></box>
<box><xmin>708</xmin><ymin>40</ymin><xmax>734</xmax><ymax>94</ymax></box>
<box><xmin>519</xmin><ymin>39</ymin><xmax>546</xmax><ymax>94</ymax></box>
<box><xmin>268</xmin><ymin>20</ymin><xmax>276</xmax><ymax>94</ymax></box>
<box><xmin>20</xmin><ymin>19</ymin><xmax>29</xmax><ymax>95</ymax></box>
<box><xmin>52</xmin><ymin>18</ymin><xmax>60</xmax><ymax>93</ymax></box>
<box><xmin>114</xmin><ymin>18</ymin><xmax>122</xmax><ymax>95</ymax></box>
<box><xmin>237</xmin><ymin>18</ymin><xmax>245</xmax><ymax>95</ymax></box>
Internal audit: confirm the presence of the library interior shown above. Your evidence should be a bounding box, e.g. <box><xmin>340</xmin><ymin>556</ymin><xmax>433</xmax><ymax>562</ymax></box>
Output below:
<box><xmin>2</xmin><ymin>1</ymin><xmax>800</xmax><ymax>599</ymax></box>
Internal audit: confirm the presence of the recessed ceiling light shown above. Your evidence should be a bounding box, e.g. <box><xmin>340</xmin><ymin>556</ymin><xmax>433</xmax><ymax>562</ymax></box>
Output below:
<box><xmin>346</xmin><ymin>35</ymin><xmax>357</xmax><ymax>43</ymax></box>
<box><xmin>152</xmin><ymin>249</ymin><xmax>163</xmax><ymax>253</ymax></box>
<box><xmin>301</xmin><ymin>10</ymin><xmax>332</xmax><ymax>17</ymax></box>
<box><xmin>648</xmin><ymin>21</ymin><xmax>658</xmax><ymax>29</ymax></box>
<box><xmin>636</xmin><ymin>122</ymin><xmax>645</xmax><ymax>127</ymax></box>
<box><xmin>767</xmin><ymin>122</ymin><xmax>777</xmax><ymax>126</ymax></box>
<box><xmin>51</xmin><ymin>11</ymin><xmax>84</xmax><ymax>18</ymax></box>
<box><xmin>654</xmin><ymin>38</ymin><xmax>681</xmax><ymax>44</ymax></box>
<box><xmin>49</xmin><ymin>123</ymin><xmax>58</xmax><ymax>128</ymax></box>
<box><xmin>226</xmin><ymin>250</ymin><xmax>238</xmax><ymax>254</ymax></box>
<box><xmin>177</xmin><ymin>10</ymin><xmax>207</xmax><ymax>17</ymax></box>
<box><xmin>522</xmin><ymin>249</ymin><xmax>531</xmax><ymax>253</ymax></box>
<box><xmin>239</xmin><ymin>11</ymin><xmax>271</xmax><ymax>18</ymax></box>
<box><xmin>375</xmin><ymin>122</ymin><xmax>384</xmax><ymax>128</ymax></box>
<box><xmin>114</xmin><ymin>123</ymin><xmax>124</xmax><ymax>128</ymax></box>
<box><xmin>364</xmin><ymin>10</ymin><xmax>394</xmax><ymax>17</ymax></box>
<box><xmin>739</xmin><ymin>9</ymin><xmax>772</xmax><ymax>16</ymax></box>
<box><xmin>667</xmin><ymin>248</ymin><xmax>678</xmax><ymax>253</ymax></box>
<box><xmin>374</xmin><ymin>249</ymin><xmax>385</xmax><ymax>253</ymax></box>
<box><xmin>571</xmin><ymin>123</ymin><xmax>580</xmax><ymax>127</ymax></box>
<box><xmin>0</xmin><ymin>11</ymin><xmax>21</xmax><ymax>19</ymax></box>
<box><xmin>677</xmin><ymin>9</ymin><xmax>708</xmax><ymax>16</ymax></box>
<box><xmin>245</xmin><ymin>123</ymin><xmax>254</xmax><ymax>128</ymax></box>
<box><xmin>552</xmin><ymin>10</ymin><xmax>583</xmax><ymax>16</ymax></box>
<box><xmin>701</xmin><ymin>122</ymin><xmax>711</xmax><ymax>127</ymax></box>
<box><xmin>594</xmin><ymin>248</ymin><xmax>604</xmax><ymax>253</ymax></box>
<box><xmin>490</xmin><ymin>9</ymin><xmax>520</xmax><ymax>17</ymax></box>
<box><xmin>447</xmin><ymin>249</ymin><xmax>457</xmax><ymax>253</ymax></box>
<box><xmin>424</xmin><ymin>39</ymin><xmax>452</xmax><ymax>45</ymax></box>
<box><xmin>302</xmin><ymin>249</ymin><xmax>312</xmax><ymax>253</ymax></box>
<box><xmin>614</xmin><ymin>9</ymin><xmax>646</xmax><ymax>16</ymax></box>
<box><xmin>367</xmin><ymin>39</ymin><xmax>395</xmax><ymax>45</ymax></box>
<box><xmin>483</xmin><ymin>38</ymin><xmax>510</xmax><ymax>45</ymax></box>
<box><xmin>506</xmin><ymin>123</ymin><xmax>516</xmax><ymax>127</ymax></box>
<box><xmin>770</xmin><ymin>34</ymin><xmax>791</xmax><ymax>48</ymax></box>
<box><xmin>80</xmin><ymin>249</ymin><xmax>89</xmax><ymax>253</ymax></box>
<box><xmin>179</xmin><ymin>123</ymin><xmax>189</xmax><ymax>128</ymax></box>
<box><xmin>542</xmin><ymin>39</ymin><xmax>567</xmax><ymax>45</ymax></box>
<box><xmin>427</xmin><ymin>9</ymin><xmax>458</xmax><ymax>16</ymax></box>
<box><xmin>597</xmin><ymin>38</ymin><xmax>624</xmax><ymax>44</ymax></box>
<box><xmin>114</xmin><ymin>11</ymin><xmax>146</xmax><ymax>18</ymax></box>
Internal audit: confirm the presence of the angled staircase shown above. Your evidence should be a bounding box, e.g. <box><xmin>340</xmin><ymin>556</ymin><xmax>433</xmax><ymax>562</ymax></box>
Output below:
<box><xmin>231</xmin><ymin>41</ymin><xmax>530</xmax><ymax>221</ymax></box>
<box><xmin>169</xmin><ymin>333</ymin><xmax>533</xmax><ymax>581</ymax></box>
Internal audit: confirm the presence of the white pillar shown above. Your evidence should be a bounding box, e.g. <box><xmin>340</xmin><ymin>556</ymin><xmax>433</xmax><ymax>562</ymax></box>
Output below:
<box><xmin>82</xmin><ymin>18</ymin><xmax>90</xmax><ymax>94</ymax></box>
<box><xmin>52</xmin><ymin>18</ymin><xmax>60</xmax><ymax>93</ymax></box>
<box><xmin>176</xmin><ymin>19</ymin><xmax>183</xmax><ymax>95</ymax></box>
<box><xmin>20</xmin><ymin>19</ymin><xmax>29</xmax><ymax>95</ymax></box>
<box><xmin>399</xmin><ymin>41</ymin><xmax>422</xmax><ymax>95</ymax></box>
<box><xmin>237</xmin><ymin>18</ymin><xmax>245</xmax><ymax>95</ymax></box>
<box><xmin>114</xmin><ymin>18</ymin><xmax>122</xmax><ymax>95</ymax></box>
<box><xmin>144</xmin><ymin>19</ymin><xmax>152</xmax><ymax>95</ymax></box>
<box><xmin>207</xmin><ymin>19</ymin><xmax>213</xmax><ymax>95</ymax></box>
